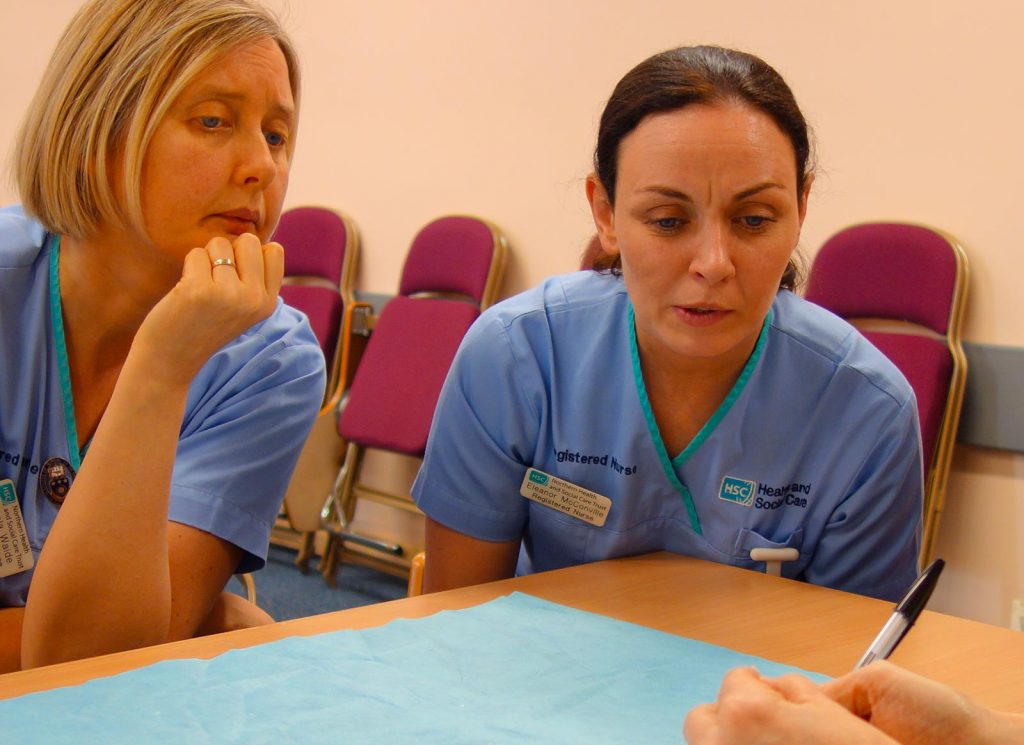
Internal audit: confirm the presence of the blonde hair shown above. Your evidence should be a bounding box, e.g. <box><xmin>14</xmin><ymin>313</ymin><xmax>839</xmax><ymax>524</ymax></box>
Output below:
<box><xmin>14</xmin><ymin>0</ymin><xmax>300</xmax><ymax>239</ymax></box>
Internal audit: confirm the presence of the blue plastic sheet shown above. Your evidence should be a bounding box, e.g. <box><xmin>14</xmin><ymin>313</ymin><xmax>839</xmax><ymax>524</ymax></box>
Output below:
<box><xmin>1</xmin><ymin>592</ymin><xmax>828</xmax><ymax>743</ymax></box>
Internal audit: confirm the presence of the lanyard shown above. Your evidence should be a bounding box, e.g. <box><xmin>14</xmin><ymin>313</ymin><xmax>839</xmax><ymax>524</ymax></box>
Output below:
<box><xmin>48</xmin><ymin>235</ymin><xmax>83</xmax><ymax>471</ymax></box>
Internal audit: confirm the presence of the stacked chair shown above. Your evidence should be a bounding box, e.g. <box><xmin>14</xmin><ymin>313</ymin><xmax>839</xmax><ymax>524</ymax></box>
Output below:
<box><xmin>804</xmin><ymin>222</ymin><xmax>969</xmax><ymax>564</ymax></box>
<box><xmin>271</xmin><ymin>206</ymin><xmax>359</xmax><ymax>569</ymax></box>
<box><xmin>313</xmin><ymin>215</ymin><xmax>508</xmax><ymax>585</ymax></box>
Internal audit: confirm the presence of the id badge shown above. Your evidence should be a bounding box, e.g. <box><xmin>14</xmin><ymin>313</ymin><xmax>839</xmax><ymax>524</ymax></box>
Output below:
<box><xmin>0</xmin><ymin>479</ymin><xmax>35</xmax><ymax>578</ymax></box>
<box><xmin>519</xmin><ymin>468</ymin><xmax>611</xmax><ymax>527</ymax></box>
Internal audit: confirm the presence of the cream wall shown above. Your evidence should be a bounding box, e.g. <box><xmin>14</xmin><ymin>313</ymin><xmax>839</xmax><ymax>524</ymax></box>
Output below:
<box><xmin>2</xmin><ymin>1</ymin><xmax>1022</xmax><ymax>626</ymax></box>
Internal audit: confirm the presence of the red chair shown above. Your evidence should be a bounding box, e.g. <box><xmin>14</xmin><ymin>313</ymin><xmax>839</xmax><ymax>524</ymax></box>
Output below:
<box><xmin>274</xmin><ymin>206</ymin><xmax>359</xmax><ymax>402</ymax></box>
<box><xmin>317</xmin><ymin>215</ymin><xmax>508</xmax><ymax>584</ymax></box>
<box><xmin>271</xmin><ymin>207</ymin><xmax>359</xmax><ymax>568</ymax></box>
<box><xmin>804</xmin><ymin>222</ymin><xmax>969</xmax><ymax>564</ymax></box>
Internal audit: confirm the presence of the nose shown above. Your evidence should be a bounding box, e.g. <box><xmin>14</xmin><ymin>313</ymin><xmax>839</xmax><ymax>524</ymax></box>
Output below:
<box><xmin>688</xmin><ymin>222</ymin><xmax>735</xmax><ymax>284</ymax></box>
<box><xmin>235</xmin><ymin>129</ymin><xmax>277</xmax><ymax>189</ymax></box>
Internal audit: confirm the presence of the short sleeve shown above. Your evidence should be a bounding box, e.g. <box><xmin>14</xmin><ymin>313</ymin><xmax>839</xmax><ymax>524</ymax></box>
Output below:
<box><xmin>412</xmin><ymin>312</ymin><xmax>542</xmax><ymax>542</ymax></box>
<box><xmin>803</xmin><ymin>394</ymin><xmax>923</xmax><ymax>601</ymax></box>
<box><xmin>169</xmin><ymin>309</ymin><xmax>326</xmax><ymax>572</ymax></box>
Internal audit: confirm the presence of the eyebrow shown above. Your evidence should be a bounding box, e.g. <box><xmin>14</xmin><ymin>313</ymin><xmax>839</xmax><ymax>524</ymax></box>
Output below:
<box><xmin>639</xmin><ymin>182</ymin><xmax>788</xmax><ymax>202</ymax></box>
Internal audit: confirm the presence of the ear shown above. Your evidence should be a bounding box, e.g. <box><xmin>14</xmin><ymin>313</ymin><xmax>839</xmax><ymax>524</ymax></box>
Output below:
<box><xmin>797</xmin><ymin>173</ymin><xmax>814</xmax><ymax>227</ymax></box>
<box><xmin>586</xmin><ymin>174</ymin><xmax>620</xmax><ymax>256</ymax></box>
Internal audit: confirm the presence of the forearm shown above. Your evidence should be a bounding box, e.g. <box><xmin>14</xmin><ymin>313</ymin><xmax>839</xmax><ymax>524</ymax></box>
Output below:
<box><xmin>22</xmin><ymin>350</ymin><xmax>190</xmax><ymax>667</ymax></box>
<box><xmin>423</xmin><ymin>518</ymin><xmax>520</xmax><ymax>593</ymax></box>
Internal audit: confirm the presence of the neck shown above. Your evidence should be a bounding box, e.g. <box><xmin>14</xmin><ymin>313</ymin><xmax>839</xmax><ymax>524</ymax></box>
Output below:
<box><xmin>58</xmin><ymin>226</ymin><xmax>178</xmax><ymax>372</ymax></box>
<box><xmin>636</xmin><ymin>325</ymin><xmax>762</xmax><ymax>457</ymax></box>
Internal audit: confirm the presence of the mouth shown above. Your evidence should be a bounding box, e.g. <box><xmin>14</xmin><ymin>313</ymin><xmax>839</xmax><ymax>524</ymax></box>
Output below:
<box><xmin>210</xmin><ymin>209</ymin><xmax>261</xmax><ymax>235</ymax></box>
<box><xmin>674</xmin><ymin>304</ymin><xmax>732</xmax><ymax>326</ymax></box>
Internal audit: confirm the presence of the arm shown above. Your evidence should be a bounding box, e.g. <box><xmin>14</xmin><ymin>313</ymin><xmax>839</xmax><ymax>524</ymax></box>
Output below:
<box><xmin>684</xmin><ymin>663</ymin><xmax>1024</xmax><ymax>745</ymax></box>
<box><xmin>823</xmin><ymin>662</ymin><xmax>1024</xmax><ymax>745</ymax></box>
<box><xmin>423</xmin><ymin>517</ymin><xmax>520</xmax><ymax>593</ymax></box>
<box><xmin>413</xmin><ymin>313</ymin><xmax>540</xmax><ymax>593</ymax></box>
<box><xmin>804</xmin><ymin>396</ymin><xmax>923</xmax><ymax>601</ymax></box>
<box><xmin>22</xmin><ymin>235</ymin><xmax>283</xmax><ymax>667</ymax></box>
<box><xmin>684</xmin><ymin>667</ymin><xmax>896</xmax><ymax>745</ymax></box>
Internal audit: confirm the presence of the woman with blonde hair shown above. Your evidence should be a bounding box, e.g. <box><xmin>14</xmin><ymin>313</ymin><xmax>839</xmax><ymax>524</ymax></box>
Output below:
<box><xmin>0</xmin><ymin>0</ymin><xmax>324</xmax><ymax>670</ymax></box>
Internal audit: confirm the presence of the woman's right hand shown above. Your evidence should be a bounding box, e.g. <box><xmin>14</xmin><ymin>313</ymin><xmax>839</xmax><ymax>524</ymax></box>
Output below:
<box><xmin>823</xmin><ymin>661</ymin><xmax>1024</xmax><ymax>745</ymax></box>
<box><xmin>131</xmin><ymin>233</ymin><xmax>284</xmax><ymax>385</ymax></box>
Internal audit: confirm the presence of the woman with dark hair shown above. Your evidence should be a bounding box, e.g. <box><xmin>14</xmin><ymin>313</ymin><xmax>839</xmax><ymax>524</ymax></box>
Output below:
<box><xmin>413</xmin><ymin>46</ymin><xmax>921</xmax><ymax>602</ymax></box>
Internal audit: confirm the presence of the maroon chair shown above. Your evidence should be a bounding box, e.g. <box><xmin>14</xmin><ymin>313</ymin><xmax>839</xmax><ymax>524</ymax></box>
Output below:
<box><xmin>271</xmin><ymin>207</ymin><xmax>358</xmax><ymax>568</ymax></box>
<box><xmin>317</xmin><ymin>215</ymin><xmax>508</xmax><ymax>584</ymax></box>
<box><xmin>804</xmin><ymin>222</ymin><xmax>968</xmax><ymax>564</ymax></box>
<box><xmin>272</xmin><ymin>206</ymin><xmax>359</xmax><ymax>402</ymax></box>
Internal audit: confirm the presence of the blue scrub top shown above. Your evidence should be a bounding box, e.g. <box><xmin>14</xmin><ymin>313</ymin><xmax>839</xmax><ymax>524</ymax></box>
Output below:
<box><xmin>0</xmin><ymin>205</ymin><xmax>326</xmax><ymax>607</ymax></box>
<box><xmin>413</xmin><ymin>271</ymin><xmax>923</xmax><ymax>601</ymax></box>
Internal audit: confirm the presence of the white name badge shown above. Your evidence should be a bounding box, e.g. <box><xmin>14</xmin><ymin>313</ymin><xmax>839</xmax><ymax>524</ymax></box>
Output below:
<box><xmin>519</xmin><ymin>468</ymin><xmax>611</xmax><ymax>527</ymax></box>
<box><xmin>0</xmin><ymin>479</ymin><xmax>34</xmax><ymax>578</ymax></box>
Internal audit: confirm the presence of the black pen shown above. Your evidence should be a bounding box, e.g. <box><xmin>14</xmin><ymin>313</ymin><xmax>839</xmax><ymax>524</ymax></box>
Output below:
<box><xmin>854</xmin><ymin>558</ymin><xmax>945</xmax><ymax>669</ymax></box>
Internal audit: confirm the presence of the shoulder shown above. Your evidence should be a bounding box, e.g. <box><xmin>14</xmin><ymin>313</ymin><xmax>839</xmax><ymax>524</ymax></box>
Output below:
<box><xmin>474</xmin><ymin>270</ymin><xmax>627</xmax><ymax>340</ymax></box>
<box><xmin>767</xmin><ymin>290</ymin><xmax>914</xmax><ymax>407</ymax></box>
<box><xmin>0</xmin><ymin>205</ymin><xmax>47</xmax><ymax>268</ymax></box>
<box><xmin>201</xmin><ymin>299</ymin><xmax>326</xmax><ymax>391</ymax></box>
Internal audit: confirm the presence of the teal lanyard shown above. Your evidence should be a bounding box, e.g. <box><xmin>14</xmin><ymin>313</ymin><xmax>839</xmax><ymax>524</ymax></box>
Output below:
<box><xmin>48</xmin><ymin>236</ymin><xmax>83</xmax><ymax>471</ymax></box>
<box><xmin>628</xmin><ymin>305</ymin><xmax>773</xmax><ymax>536</ymax></box>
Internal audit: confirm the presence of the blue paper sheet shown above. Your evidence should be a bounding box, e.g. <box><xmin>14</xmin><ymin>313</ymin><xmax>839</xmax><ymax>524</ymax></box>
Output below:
<box><xmin>1</xmin><ymin>592</ymin><xmax>827</xmax><ymax>743</ymax></box>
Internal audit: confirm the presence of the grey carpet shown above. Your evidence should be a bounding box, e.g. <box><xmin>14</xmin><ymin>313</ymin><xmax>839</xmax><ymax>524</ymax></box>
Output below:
<box><xmin>235</xmin><ymin>544</ymin><xmax>408</xmax><ymax>622</ymax></box>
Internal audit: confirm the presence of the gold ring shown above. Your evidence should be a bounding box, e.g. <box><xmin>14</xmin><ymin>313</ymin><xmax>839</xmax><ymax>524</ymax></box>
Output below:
<box><xmin>212</xmin><ymin>258</ymin><xmax>235</xmax><ymax>268</ymax></box>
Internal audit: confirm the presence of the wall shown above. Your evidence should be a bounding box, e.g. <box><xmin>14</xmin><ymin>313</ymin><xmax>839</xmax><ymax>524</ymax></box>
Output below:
<box><xmin>3</xmin><ymin>0</ymin><xmax>1021</xmax><ymax>626</ymax></box>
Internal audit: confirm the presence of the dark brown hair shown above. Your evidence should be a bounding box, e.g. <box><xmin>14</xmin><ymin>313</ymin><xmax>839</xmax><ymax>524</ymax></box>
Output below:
<box><xmin>590</xmin><ymin>45</ymin><xmax>812</xmax><ymax>289</ymax></box>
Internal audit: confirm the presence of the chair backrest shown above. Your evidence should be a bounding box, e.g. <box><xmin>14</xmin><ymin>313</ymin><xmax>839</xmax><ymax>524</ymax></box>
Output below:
<box><xmin>399</xmin><ymin>215</ymin><xmax>507</xmax><ymax>307</ymax></box>
<box><xmin>272</xmin><ymin>206</ymin><xmax>359</xmax><ymax>405</ymax></box>
<box><xmin>338</xmin><ymin>215</ymin><xmax>508</xmax><ymax>456</ymax></box>
<box><xmin>804</xmin><ymin>222</ymin><xmax>969</xmax><ymax>564</ymax></box>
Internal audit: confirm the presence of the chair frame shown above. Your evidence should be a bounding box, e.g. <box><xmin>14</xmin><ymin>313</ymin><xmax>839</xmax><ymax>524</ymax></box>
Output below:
<box><xmin>812</xmin><ymin>222</ymin><xmax>968</xmax><ymax>565</ymax></box>
<box><xmin>316</xmin><ymin>216</ymin><xmax>508</xmax><ymax>584</ymax></box>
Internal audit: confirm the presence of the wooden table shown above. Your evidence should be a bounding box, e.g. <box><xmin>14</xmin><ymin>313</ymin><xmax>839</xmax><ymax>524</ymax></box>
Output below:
<box><xmin>2</xmin><ymin>552</ymin><xmax>1022</xmax><ymax>711</ymax></box>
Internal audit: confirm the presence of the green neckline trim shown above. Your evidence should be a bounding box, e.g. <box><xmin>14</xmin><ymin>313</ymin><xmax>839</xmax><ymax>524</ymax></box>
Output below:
<box><xmin>49</xmin><ymin>236</ymin><xmax>82</xmax><ymax>471</ymax></box>
<box><xmin>671</xmin><ymin>309</ymin><xmax>772</xmax><ymax>469</ymax></box>
<box><xmin>628</xmin><ymin>304</ymin><xmax>702</xmax><ymax>535</ymax></box>
<box><xmin>628</xmin><ymin>306</ymin><xmax>775</xmax><ymax>536</ymax></box>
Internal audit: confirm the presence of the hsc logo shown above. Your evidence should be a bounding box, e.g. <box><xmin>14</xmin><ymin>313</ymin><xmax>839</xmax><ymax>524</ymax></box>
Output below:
<box><xmin>718</xmin><ymin>476</ymin><xmax>755</xmax><ymax>507</ymax></box>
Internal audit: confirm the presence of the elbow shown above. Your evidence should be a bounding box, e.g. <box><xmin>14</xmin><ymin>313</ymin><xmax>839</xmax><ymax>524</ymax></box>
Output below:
<box><xmin>21</xmin><ymin>605</ymin><xmax>171</xmax><ymax>669</ymax></box>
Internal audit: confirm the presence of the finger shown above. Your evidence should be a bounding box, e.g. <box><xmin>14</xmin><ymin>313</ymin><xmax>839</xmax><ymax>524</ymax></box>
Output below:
<box><xmin>181</xmin><ymin>247</ymin><xmax>213</xmax><ymax>284</ymax></box>
<box><xmin>717</xmin><ymin>667</ymin><xmax>763</xmax><ymax>697</ymax></box>
<box><xmin>822</xmin><ymin>664</ymin><xmax>892</xmax><ymax>719</ymax></box>
<box><xmin>206</xmin><ymin>236</ymin><xmax>238</xmax><ymax>281</ymax></box>
<box><xmin>230</xmin><ymin>232</ymin><xmax>264</xmax><ymax>285</ymax></box>
<box><xmin>262</xmin><ymin>241</ymin><xmax>284</xmax><ymax>298</ymax></box>
<box><xmin>682</xmin><ymin>703</ymin><xmax>719</xmax><ymax>744</ymax></box>
<box><xmin>765</xmin><ymin>673</ymin><xmax>822</xmax><ymax>702</ymax></box>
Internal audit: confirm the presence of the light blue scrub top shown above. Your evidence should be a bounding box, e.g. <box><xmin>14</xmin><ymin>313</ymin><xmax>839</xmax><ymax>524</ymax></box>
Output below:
<box><xmin>0</xmin><ymin>205</ymin><xmax>326</xmax><ymax>607</ymax></box>
<box><xmin>413</xmin><ymin>271</ymin><xmax>923</xmax><ymax>602</ymax></box>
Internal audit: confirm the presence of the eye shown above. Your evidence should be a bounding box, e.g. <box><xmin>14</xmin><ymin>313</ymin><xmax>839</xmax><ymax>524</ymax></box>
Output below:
<box><xmin>737</xmin><ymin>214</ymin><xmax>774</xmax><ymax>232</ymax></box>
<box><xmin>647</xmin><ymin>217</ymin><xmax>684</xmax><ymax>233</ymax></box>
<box><xmin>198</xmin><ymin>116</ymin><xmax>225</xmax><ymax>129</ymax></box>
<box><xmin>264</xmin><ymin>130</ymin><xmax>287</xmax><ymax>148</ymax></box>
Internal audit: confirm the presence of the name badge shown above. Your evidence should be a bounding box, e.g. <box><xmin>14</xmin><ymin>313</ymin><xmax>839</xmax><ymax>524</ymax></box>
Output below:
<box><xmin>0</xmin><ymin>480</ymin><xmax>34</xmax><ymax>578</ymax></box>
<box><xmin>519</xmin><ymin>468</ymin><xmax>611</xmax><ymax>527</ymax></box>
